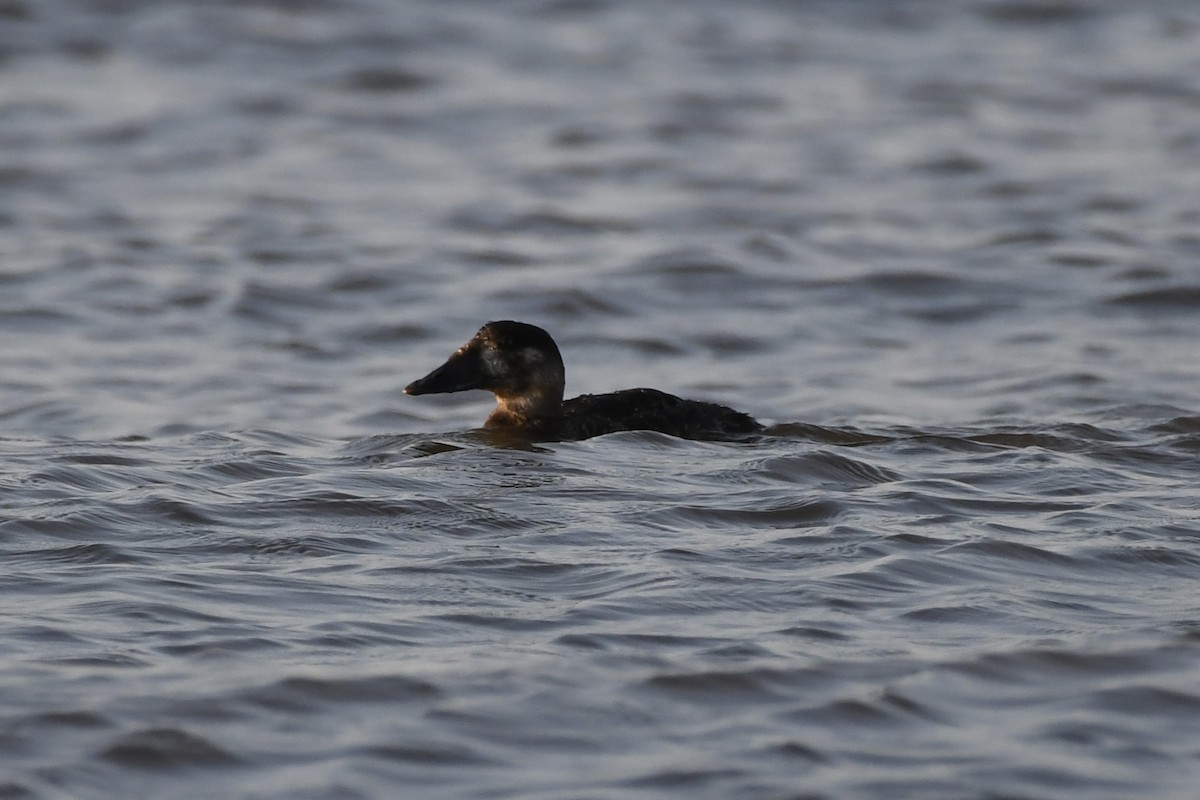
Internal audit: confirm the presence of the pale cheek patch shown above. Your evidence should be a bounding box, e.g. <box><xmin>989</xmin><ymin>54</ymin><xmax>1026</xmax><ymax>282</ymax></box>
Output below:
<box><xmin>481</xmin><ymin>348</ymin><xmax>507</xmax><ymax>377</ymax></box>
<box><xmin>521</xmin><ymin>348</ymin><xmax>545</xmax><ymax>366</ymax></box>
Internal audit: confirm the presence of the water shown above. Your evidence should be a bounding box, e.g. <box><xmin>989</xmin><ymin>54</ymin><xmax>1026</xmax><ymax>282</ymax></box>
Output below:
<box><xmin>2</xmin><ymin>0</ymin><xmax>1200</xmax><ymax>797</ymax></box>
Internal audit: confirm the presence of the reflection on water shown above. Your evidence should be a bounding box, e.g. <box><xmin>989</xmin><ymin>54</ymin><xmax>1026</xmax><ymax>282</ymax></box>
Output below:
<box><xmin>2</xmin><ymin>1</ymin><xmax>1199</xmax><ymax>798</ymax></box>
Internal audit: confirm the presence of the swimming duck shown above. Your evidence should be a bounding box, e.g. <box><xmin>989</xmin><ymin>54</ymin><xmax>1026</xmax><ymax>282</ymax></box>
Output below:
<box><xmin>404</xmin><ymin>321</ymin><xmax>761</xmax><ymax>441</ymax></box>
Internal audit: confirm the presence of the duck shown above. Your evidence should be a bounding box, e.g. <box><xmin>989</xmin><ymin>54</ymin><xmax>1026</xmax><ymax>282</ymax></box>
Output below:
<box><xmin>404</xmin><ymin>320</ymin><xmax>762</xmax><ymax>441</ymax></box>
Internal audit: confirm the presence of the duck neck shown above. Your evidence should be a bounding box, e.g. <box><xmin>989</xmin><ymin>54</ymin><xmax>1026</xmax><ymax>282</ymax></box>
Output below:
<box><xmin>488</xmin><ymin>383</ymin><xmax>564</xmax><ymax>427</ymax></box>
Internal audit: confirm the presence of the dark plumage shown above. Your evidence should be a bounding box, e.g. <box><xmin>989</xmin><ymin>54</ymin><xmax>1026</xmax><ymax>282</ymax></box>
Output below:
<box><xmin>404</xmin><ymin>321</ymin><xmax>761</xmax><ymax>441</ymax></box>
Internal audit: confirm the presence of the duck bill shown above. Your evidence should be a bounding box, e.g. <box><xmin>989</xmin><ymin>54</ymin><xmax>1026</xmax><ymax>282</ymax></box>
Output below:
<box><xmin>404</xmin><ymin>347</ymin><xmax>486</xmax><ymax>395</ymax></box>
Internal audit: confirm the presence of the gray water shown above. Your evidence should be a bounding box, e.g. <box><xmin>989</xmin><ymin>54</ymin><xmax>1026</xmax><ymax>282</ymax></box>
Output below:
<box><xmin>3</xmin><ymin>1</ymin><xmax>1200</xmax><ymax>798</ymax></box>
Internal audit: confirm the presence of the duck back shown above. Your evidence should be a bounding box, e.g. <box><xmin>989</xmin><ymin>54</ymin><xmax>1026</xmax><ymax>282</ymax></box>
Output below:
<box><xmin>561</xmin><ymin>388</ymin><xmax>762</xmax><ymax>441</ymax></box>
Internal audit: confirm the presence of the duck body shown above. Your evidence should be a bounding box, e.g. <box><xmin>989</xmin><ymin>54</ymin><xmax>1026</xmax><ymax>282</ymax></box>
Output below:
<box><xmin>404</xmin><ymin>321</ymin><xmax>761</xmax><ymax>442</ymax></box>
<box><xmin>559</xmin><ymin>388</ymin><xmax>760</xmax><ymax>440</ymax></box>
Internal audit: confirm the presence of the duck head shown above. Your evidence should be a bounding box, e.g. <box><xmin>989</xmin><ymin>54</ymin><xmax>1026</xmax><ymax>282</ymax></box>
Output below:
<box><xmin>405</xmin><ymin>321</ymin><xmax>567</xmax><ymax>424</ymax></box>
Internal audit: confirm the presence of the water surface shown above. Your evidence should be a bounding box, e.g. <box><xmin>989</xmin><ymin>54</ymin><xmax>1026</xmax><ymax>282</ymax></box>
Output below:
<box><xmin>2</xmin><ymin>1</ymin><xmax>1199</xmax><ymax>798</ymax></box>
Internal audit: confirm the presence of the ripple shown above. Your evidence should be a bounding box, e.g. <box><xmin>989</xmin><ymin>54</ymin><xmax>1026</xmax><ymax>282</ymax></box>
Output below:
<box><xmin>749</xmin><ymin>450</ymin><xmax>901</xmax><ymax>487</ymax></box>
<box><xmin>10</xmin><ymin>542</ymin><xmax>144</xmax><ymax>565</ymax></box>
<box><xmin>1095</xmin><ymin>685</ymin><xmax>1200</xmax><ymax>718</ymax></box>
<box><xmin>100</xmin><ymin>728</ymin><xmax>240</xmax><ymax>770</ymax></box>
<box><xmin>333</xmin><ymin>66</ymin><xmax>434</xmax><ymax>93</ymax></box>
<box><xmin>643</xmin><ymin>668</ymin><xmax>793</xmax><ymax>705</ymax></box>
<box><xmin>911</xmin><ymin>152</ymin><xmax>988</xmax><ymax>175</ymax></box>
<box><xmin>358</xmin><ymin>741</ymin><xmax>498</xmax><ymax>767</ymax></box>
<box><xmin>646</xmin><ymin>497</ymin><xmax>844</xmax><ymax>531</ymax></box>
<box><xmin>264</xmin><ymin>674</ymin><xmax>439</xmax><ymax>705</ymax></box>
<box><xmin>1105</xmin><ymin>286</ymin><xmax>1200</xmax><ymax>313</ymax></box>
<box><xmin>978</xmin><ymin>2</ymin><xmax>1097</xmax><ymax>25</ymax></box>
<box><xmin>446</xmin><ymin>206</ymin><xmax>637</xmax><ymax>235</ymax></box>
